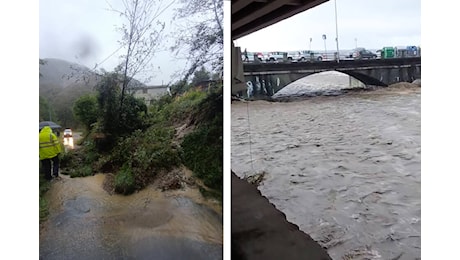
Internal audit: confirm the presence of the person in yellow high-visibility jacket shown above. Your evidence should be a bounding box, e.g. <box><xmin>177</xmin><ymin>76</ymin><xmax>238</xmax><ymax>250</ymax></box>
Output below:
<box><xmin>39</xmin><ymin>126</ymin><xmax>62</xmax><ymax>180</ymax></box>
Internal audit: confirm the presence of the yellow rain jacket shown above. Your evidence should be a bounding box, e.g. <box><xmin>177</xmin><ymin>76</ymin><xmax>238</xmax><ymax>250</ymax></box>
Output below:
<box><xmin>39</xmin><ymin>126</ymin><xmax>62</xmax><ymax>160</ymax></box>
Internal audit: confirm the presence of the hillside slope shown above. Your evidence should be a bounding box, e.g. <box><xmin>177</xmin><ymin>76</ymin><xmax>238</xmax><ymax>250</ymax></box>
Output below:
<box><xmin>39</xmin><ymin>58</ymin><xmax>101</xmax><ymax>89</ymax></box>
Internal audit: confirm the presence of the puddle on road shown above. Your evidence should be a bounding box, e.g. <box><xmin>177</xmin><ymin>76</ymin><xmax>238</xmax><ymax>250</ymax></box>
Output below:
<box><xmin>39</xmin><ymin>174</ymin><xmax>223</xmax><ymax>259</ymax></box>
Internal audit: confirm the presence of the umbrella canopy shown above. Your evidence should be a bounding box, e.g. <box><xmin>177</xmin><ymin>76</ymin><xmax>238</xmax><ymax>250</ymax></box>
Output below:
<box><xmin>39</xmin><ymin>121</ymin><xmax>61</xmax><ymax>131</ymax></box>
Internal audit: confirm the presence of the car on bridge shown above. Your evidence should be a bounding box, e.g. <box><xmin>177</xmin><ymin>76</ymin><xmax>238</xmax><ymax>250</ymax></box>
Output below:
<box><xmin>265</xmin><ymin>51</ymin><xmax>288</xmax><ymax>62</ymax></box>
<box><xmin>254</xmin><ymin>52</ymin><xmax>265</xmax><ymax>61</ymax></box>
<box><xmin>348</xmin><ymin>48</ymin><xmax>377</xmax><ymax>60</ymax></box>
<box><xmin>297</xmin><ymin>50</ymin><xmax>325</xmax><ymax>62</ymax></box>
<box><xmin>287</xmin><ymin>51</ymin><xmax>302</xmax><ymax>62</ymax></box>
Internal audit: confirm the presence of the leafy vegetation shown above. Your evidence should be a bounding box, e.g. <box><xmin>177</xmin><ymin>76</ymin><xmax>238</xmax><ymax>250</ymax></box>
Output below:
<box><xmin>57</xmin><ymin>70</ymin><xmax>222</xmax><ymax>202</ymax></box>
<box><xmin>106</xmin><ymin>0</ymin><xmax>166</xmax><ymax>118</ymax></box>
<box><xmin>39</xmin><ymin>96</ymin><xmax>57</xmax><ymax>122</ymax></box>
<box><xmin>181</xmin><ymin>91</ymin><xmax>223</xmax><ymax>191</ymax></box>
<box><xmin>60</xmin><ymin>142</ymin><xmax>98</xmax><ymax>178</ymax></box>
<box><xmin>114</xmin><ymin>164</ymin><xmax>136</xmax><ymax>195</ymax></box>
<box><xmin>108</xmin><ymin>126</ymin><xmax>181</xmax><ymax>191</ymax></box>
<box><xmin>191</xmin><ymin>66</ymin><xmax>211</xmax><ymax>86</ymax></box>
<box><xmin>172</xmin><ymin>0</ymin><xmax>223</xmax><ymax>79</ymax></box>
<box><xmin>73</xmin><ymin>94</ymin><xmax>98</xmax><ymax>130</ymax></box>
<box><xmin>39</xmin><ymin>165</ymin><xmax>51</xmax><ymax>223</ymax></box>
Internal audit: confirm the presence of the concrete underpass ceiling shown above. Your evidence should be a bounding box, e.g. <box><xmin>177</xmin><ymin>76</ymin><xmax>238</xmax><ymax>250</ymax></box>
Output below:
<box><xmin>232</xmin><ymin>0</ymin><xmax>329</xmax><ymax>40</ymax></box>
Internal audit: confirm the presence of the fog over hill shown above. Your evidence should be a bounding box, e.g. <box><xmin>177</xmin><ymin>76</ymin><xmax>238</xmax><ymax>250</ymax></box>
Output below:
<box><xmin>39</xmin><ymin>58</ymin><xmax>102</xmax><ymax>90</ymax></box>
<box><xmin>39</xmin><ymin>58</ymin><xmax>146</xmax><ymax>92</ymax></box>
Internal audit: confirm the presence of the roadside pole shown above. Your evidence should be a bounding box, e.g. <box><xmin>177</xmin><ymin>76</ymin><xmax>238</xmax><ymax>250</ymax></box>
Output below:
<box><xmin>334</xmin><ymin>0</ymin><xmax>340</xmax><ymax>63</ymax></box>
<box><xmin>322</xmin><ymin>34</ymin><xmax>327</xmax><ymax>60</ymax></box>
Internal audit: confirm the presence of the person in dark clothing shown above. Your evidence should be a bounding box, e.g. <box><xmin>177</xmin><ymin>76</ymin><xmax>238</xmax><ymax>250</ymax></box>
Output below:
<box><xmin>243</xmin><ymin>48</ymin><xmax>249</xmax><ymax>62</ymax></box>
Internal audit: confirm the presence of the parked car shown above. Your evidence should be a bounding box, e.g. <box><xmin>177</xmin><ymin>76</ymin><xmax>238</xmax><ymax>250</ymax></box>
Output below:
<box><xmin>298</xmin><ymin>50</ymin><xmax>324</xmax><ymax>62</ymax></box>
<box><xmin>265</xmin><ymin>51</ymin><xmax>287</xmax><ymax>62</ymax></box>
<box><xmin>63</xmin><ymin>128</ymin><xmax>73</xmax><ymax>138</ymax></box>
<box><xmin>287</xmin><ymin>51</ymin><xmax>301</xmax><ymax>62</ymax></box>
<box><xmin>255</xmin><ymin>52</ymin><xmax>265</xmax><ymax>61</ymax></box>
<box><xmin>348</xmin><ymin>48</ymin><xmax>377</xmax><ymax>60</ymax></box>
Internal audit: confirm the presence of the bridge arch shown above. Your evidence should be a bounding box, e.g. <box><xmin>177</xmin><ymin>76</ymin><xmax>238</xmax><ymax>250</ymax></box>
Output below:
<box><xmin>243</xmin><ymin>70</ymin><xmax>382</xmax><ymax>98</ymax></box>
<box><xmin>337</xmin><ymin>70</ymin><xmax>387</xmax><ymax>87</ymax></box>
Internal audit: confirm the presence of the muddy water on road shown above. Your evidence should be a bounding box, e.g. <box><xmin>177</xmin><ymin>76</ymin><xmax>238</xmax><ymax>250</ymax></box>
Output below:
<box><xmin>39</xmin><ymin>174</ymin><xmax>222</xmax><ymax>259</ymax></box>
<box><xmin>232</xmin><ymin>87</ymin><xmax>420</xmax><ymax>259</ymax></box>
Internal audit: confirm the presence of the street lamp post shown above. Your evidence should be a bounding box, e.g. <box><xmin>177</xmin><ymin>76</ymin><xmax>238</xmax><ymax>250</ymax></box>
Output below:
<box><xmin>309</xmin><ymin>37</ymin><xmax>312</xmax><ymax>52</ymax></box>
<box><xmin>322</xmin><ymin>34</ymin><xmax>327</xmax><ymax>60</ymax></box>
<box><xmin>334</xmin><ymin>0</ymin><xmax>340</xmax><ymax>63</ymax></box>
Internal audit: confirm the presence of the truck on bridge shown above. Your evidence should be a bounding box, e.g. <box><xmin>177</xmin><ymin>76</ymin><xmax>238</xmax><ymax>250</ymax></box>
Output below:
<box><xmin>379</xmin><ymin>46</ymin><xmax>420</xmax><ymax>59</ymax></box>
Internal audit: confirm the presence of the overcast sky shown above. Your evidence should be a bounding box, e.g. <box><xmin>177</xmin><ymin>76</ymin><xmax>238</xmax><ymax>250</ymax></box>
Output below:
<box><xmin>234</xmin><ymin>0</ymin><xmax>421</xmax><ymax>53</ymax></box>
<box><xmin>40</xmin><ymin>0</ymin><xmax>420</xmax><ymax>84</ymax></box>
<box><xmin>39</xmin><ymin>0</ymin><xmax>185</xmax><ymax>86</ymax></box>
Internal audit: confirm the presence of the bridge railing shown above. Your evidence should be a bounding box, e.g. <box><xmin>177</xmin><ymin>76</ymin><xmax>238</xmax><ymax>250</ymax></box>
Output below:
<box><xmin>242</xmin><ymin>57</ymin><xmax>421</xmax><ymax>74</ymax></box>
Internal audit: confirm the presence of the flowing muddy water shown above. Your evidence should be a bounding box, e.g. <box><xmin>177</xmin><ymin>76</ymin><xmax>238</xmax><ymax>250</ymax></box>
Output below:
<box><xmin>39</xmin><ymin>173</ymin><xmax>223</xmax><ymax>259</ymax></box>
<box><xmin>231</xmin><ymin>75</ymin><xmax>421</xmax><ymax>259</ymax></box>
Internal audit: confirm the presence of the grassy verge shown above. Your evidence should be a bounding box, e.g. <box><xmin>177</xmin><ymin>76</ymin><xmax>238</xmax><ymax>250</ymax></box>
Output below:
<box><xmin>39</xmin><ymin>171</ymin><xmax>51</xmax><ymax>223</ymax></box>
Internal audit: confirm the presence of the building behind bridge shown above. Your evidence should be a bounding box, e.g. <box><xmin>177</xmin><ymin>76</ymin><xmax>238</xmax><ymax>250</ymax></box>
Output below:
<box><xmin>130</xmin><ymin>85</ymin><xmax>169</xmax><ymax>105</ymax></box>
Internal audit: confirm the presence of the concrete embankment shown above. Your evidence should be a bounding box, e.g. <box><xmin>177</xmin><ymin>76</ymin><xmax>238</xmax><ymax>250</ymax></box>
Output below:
<box><xmin>231</xmin><ymin>171</ymin><xmax>332</xmax><ymax>260</ymax></box>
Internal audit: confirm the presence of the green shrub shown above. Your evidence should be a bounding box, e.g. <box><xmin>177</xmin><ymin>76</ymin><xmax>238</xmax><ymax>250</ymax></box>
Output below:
<box><xmin>39</xmin><ymin>197</ymin><xmax>49</xmax><ymax>222</ymax></box>
<box><xmin>114</xmin><ymin>164</ymin><xmax>136</xmax><ymax>195</ymax></box>
<box><xmin>181</xmin><ymin>124</ymin><xmax>223</xmax><ymax>191</ymax></box>
<box><xmin>180</xmin><ymin>87</ymin><xmax>223</xmax><ymax>197</ymax></box>
<box><xmin>109</xmin><ymin>126</ymin><xmax>181</xmax><ymax>190</ymax></box>
<box><xmin>84</xmin><ymin>149</ymin><xmax>99</xmax><ymax>165</ymax></box>
<box><xmin>73</xmin><ymin>94</ymin><xmax>98</xmax><ymax>130</ymax></box>
<box><xmin>59</xmin><ymin>150</ymin><xmax>76</xmax><ymax>168</ymax></box>
<box><xmin>148</xmin><ymin>89</ymin><xmax>209</xmax><ymax>125</ymax></box>
<box><xmin>60</xmin><ymin>140</ymin><xmax>97</xmax><ymax>177</ymax></box>
<box><xmin>70</xmin><ymin>165</ymin><xmax>93</xmax><ymax>178</ymax></box>
<box><xmin>149</xmin><ymin>94</ymin><xmax>173</xmax><ymax>109</ymax></box>
<box><xmin>39</xmin><ymin>167</ymin><xmax>51</xmax><ymax>223</ymax></box>
<box><xmin>39</xmin><ymin>171</ymin><xmax>51</xmax><ymax>196</ymax></box>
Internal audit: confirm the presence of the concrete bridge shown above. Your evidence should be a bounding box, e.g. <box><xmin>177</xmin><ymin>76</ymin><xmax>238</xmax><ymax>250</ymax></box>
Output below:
<box><xmin>238</xmin><ymin>57</ymin><xmax>421</xmax><ymax>98</ymax></box>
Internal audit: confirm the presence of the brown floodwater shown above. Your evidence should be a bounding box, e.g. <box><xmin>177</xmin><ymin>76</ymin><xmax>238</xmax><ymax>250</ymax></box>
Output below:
<box><xmin>231</xmin><ymin>85</ymin><xmax>421</xmax><ymax>259</ymax></box>
<box><xmin>39</xmin><ymin>174</ymin><xmax>223</xmax><ymax>259</ymax></box>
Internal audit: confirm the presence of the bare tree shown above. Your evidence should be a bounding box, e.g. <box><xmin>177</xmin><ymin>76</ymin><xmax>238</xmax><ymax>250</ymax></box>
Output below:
<box><xmin>171</xmin><ymin>0</ymin><xmax>223</xmax><ymax>81</ymax></box>
<box><xmin>107</xmin><ymin>0</ymin><xmax>171</xmax><ymax>114</ymax></box>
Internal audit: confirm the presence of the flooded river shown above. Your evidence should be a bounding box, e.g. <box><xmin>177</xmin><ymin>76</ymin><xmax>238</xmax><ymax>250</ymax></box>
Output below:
<box><xmin>231</xmin><ymin>73</ymin><xmax>421</xmax><ymax>259</ymax></box>
<box><xmin>39</xmin><ymin>173</ymin><xmax>223</xmax><ymax>259</ymax></box>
